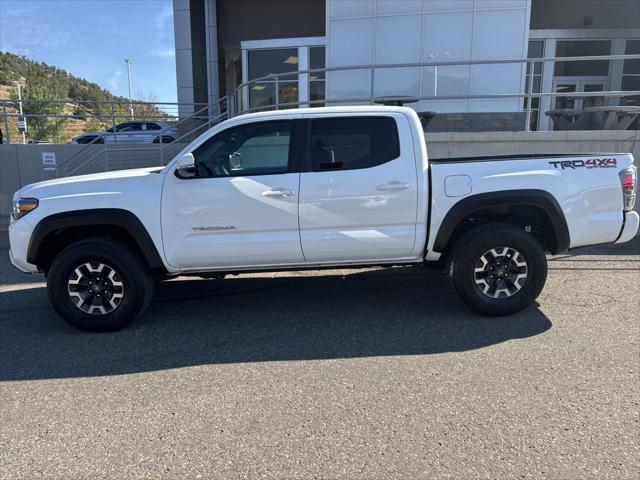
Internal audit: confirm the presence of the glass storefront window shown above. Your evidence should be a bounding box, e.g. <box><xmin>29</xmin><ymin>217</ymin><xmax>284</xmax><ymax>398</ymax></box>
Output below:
<box><xmin>555</xmin><ymin>40</ymin><xmax>611</xmax><ymax>77</ymax></box>
<box><xmin>248</xmin><ymin>48</ymin><xmax>298</xmax><ymax>109</ymax></box>
<box><xmin>622</xmin><ymin>40</ymin><xmax>640</xmax><ymax>75</ymax></box>
<box><xmin>309</xmin><ymin>46</ymin><xmax>326</xmax><ymax>107</ymax></box>
<box><xmin>246</xmin><ymin>45</ymin><xmax>325</xmax><ymax>110</ymax></box>
<box><xmin>555</xmin><ymin>83</ymin><xmax>576</xmax><ymax>110</ymax></box>
<box><xmin>622</xmin><ymin>40</ymin><xmax>640</xmax><ymax>109</ymax></box>
<box><xmin>249</xmin><ymin>77</ymin><xmax>298</xmax><ymax>109</ymax></box>
<box><xmin>248</xmin><ymin>48</ymin><xmax>298</xmax><ymax>80</ymax></box>
<box><xmin>524</xmin><ymin>40</ymin><xmax>544</xmax><ymax>130</ymax></box>
<box><xmin>309</xmin><ymin>46</ymin><xmax>325</xmax><ymax>80</ymax></box>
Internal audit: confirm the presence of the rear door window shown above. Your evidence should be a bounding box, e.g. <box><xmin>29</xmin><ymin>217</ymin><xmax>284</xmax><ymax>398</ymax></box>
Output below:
<box><xmin>309</xmin><ymin>117</ymin><xmax>400</xmax><ymax>171</ymax></box>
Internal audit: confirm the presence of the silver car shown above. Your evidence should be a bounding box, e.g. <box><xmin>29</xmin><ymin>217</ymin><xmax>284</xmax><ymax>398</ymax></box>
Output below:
<box><xmin>73</xmin><ymin>121</ymin><xmax>177</xmax><ymax>144</ymax></box>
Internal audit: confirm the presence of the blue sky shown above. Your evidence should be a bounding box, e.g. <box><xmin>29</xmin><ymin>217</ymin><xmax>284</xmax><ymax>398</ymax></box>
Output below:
<box><xmin>0</xmin><ymin>0</ymin><xmax>177</xmax><ymax>102</ymax></box>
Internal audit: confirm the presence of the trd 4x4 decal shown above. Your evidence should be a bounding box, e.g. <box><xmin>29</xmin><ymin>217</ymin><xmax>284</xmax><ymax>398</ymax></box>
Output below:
<box><xmin>549</xmin><ymin>158</ymin><xmax>617</xmax><ymax>170</ymax></box>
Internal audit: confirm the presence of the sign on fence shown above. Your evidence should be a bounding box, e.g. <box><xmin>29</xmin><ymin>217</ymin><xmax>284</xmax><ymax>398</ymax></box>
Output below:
<box><xmin>42</xmin><ymin>152</ymin><xmax>57</xmax><ymax>171</ymax></box>
<box><xmin>17</xmin><ymin>115</ymin><xmax>27</xmax><ymax>133</ymax></box>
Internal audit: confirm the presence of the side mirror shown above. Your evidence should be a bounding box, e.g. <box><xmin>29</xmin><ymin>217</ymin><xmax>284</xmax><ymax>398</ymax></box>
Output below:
<box><xmin>174</xmin><ymin>153</ymin><xmax>196</xmax><ymax>179</ymax></box>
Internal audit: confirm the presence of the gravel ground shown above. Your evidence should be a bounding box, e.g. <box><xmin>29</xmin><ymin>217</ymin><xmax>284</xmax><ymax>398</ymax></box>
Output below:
<box><xmin>1</xmin><ymin>233</ymin><xmax>639</xmax><ymax>479</ymax></box>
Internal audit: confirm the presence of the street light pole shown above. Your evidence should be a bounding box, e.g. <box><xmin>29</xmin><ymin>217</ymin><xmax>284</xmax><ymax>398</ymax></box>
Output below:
<box><xmin>124</xmin><ymin>58</ymin><xmax>134</xmax><ymax>120</ymax></box>
<box><xmin>15</xmin><ymin>81</ymin><xmax>26</xmax><ymax>144</ymax></box>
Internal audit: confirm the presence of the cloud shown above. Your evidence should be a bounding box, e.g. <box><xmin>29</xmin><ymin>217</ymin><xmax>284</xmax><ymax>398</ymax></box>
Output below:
<box><xmin>153</xmin><ymin>48</ymin><xmax>175</xmax><ymax>58</ymax></box>
<box><xmin>154</xmin><ymin>3</ymin><xmax>173</xmax><ymax>29</ymax></box>
<box><xmin>1</xmin><ymin>21</ymin><xmax>71</xmax><ymax>53</ymax></box>
<box><xmin>150</xmin><ymin>2</ymin><xmax>175</xmax><ymax>60</ymax></box>
<box><xmin>108</xmin><ymin>70</ymin><xmax>124</xmax><ymax>91</ymax></box>
<box><xmin>0</xmin><ymin>2</ymin><xmax>71</xmax><ymax>50</ymax></box>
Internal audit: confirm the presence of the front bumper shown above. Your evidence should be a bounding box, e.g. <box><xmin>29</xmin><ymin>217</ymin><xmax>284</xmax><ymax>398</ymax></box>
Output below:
<box><xmin>615</xmin><ymin>211</ymin><xmax>639</xmax><ymax>244</ymax></box>
<box><xmin>8</xmin><ymin>217</ymin><xmax>39</xmax><ymax>273</ymax></box>
<box><xmin>8</xmin><ymin>248</ymin><xmax>36</xmax><ymax>273</ymax></box>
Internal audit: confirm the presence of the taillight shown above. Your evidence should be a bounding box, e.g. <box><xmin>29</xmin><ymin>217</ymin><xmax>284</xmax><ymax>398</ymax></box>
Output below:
<box><xmin>619</xmin><ymin>166</ymin><xmax>637</xmax><ymax>211</ymax></box>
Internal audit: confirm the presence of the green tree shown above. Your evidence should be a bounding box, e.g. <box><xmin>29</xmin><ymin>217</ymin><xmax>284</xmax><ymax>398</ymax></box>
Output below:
<box><xmin>83</xmin><ymin>117</ymin><xmax>107</xmax><ymax>133</ymax></box>
<box><xmin>11</xmin><ymin>76</ymin><xmax>68</xmax><ymax>142</ymax></box>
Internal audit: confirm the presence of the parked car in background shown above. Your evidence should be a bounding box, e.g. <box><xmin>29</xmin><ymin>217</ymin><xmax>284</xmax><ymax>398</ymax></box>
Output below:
<box><xmin>72</xmin><ymin>121</ymin><xmax>177</xmax><ymax>144</ymax></box>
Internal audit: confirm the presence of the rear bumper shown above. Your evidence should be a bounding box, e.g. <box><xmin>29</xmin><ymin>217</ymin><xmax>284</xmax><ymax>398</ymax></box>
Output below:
<box><xmin>615</xmin><ymin>211</ymin><xmax>639</xmax><ymax>244</ymax></box>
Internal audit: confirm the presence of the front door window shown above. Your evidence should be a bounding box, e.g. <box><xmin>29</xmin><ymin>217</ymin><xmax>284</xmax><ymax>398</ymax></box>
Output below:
<box><xmin>192</xmin><ymin>121</ymin><xmax>292</xmax><ymax>178</ymax></box>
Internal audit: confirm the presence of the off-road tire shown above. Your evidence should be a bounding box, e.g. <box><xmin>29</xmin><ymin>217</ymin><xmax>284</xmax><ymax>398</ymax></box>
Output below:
<box><xmin>47</xmin><ymin>237</ymin><xmax>154</xmax><ymax>332</ymax></box>
<box><xmin>446</xmin><ymin>223</ymin><xmax>547</xmax><ymax>316</ymax></box>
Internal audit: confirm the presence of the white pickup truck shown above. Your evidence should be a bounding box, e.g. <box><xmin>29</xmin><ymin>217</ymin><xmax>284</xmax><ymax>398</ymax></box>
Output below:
<box><xmin>9</xmin><ymin>106</ymin><xmax>639</xmax><ymax>332</ymax></box>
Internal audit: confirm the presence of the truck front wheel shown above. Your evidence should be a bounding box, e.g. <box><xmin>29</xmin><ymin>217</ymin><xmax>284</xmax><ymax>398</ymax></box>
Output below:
<box><xmin>47</xmin><ymin>238</ymin><xmax>155</xmax><ymax>332</ymax></box>
<box><xmin>446</xmin><ymin>223</ymin><xmax>548</xmax><ymax>316</ymax></box>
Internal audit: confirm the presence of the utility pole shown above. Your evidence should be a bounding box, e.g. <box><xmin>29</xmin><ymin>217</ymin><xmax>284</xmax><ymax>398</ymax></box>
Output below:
<box><xmin>124</xmin><ymin>58</ymin><xmax>134</xmax><ymax>120</ymax></box>
<box><xmin>15</xmin><ymin>81</ymin><xmax>26</xmax><ymax>144</ymax></box>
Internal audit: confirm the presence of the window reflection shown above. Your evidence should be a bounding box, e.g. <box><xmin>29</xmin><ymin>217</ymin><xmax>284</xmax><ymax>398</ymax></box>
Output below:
<box><xmin>309</xmin><ymin>46</ymin><xmax>326</xmax><ymax>107</ymax></box>
<box><xmin>248</xmin><ymin>48</ymin><xmax>298</xmax><ymax>109</ymax></box>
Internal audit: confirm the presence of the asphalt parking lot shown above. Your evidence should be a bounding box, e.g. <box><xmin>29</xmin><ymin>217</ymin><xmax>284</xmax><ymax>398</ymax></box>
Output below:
<box><xmin>1</xmin><ymin>232</ymin><xmax>639</xmax><ymax>479</ymax></box>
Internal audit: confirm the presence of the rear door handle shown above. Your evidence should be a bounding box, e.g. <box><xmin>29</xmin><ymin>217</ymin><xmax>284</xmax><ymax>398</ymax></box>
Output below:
<box><xmin>262</xmin><ymin>188</ymin><xmax>296</xmax><ymax>198</ymax></box>
<box><xmin>376</xmin><ymin>181</ymin><xmax>411</xmax><ymax>192</ymax></box>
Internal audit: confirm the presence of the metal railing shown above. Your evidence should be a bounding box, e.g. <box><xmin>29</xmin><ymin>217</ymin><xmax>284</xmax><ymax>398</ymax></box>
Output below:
<box><xmin>0</xmin><ymin>99</ymin><xmax>214</xmax><ymax>144</ymax></box>
<box><xmin>218</xmin><ymin>53</ymin><xmax>640</xmax><ymax>130</ymax></box>
<box><xmin>1</xmin><ymin>53</ymin><xmax>638</xmax><ymax>176</ymax></box>
<box><xmin>0</xmin><ymin>98</ymin><xmax>221</xmax><ymax>175</ymax></box>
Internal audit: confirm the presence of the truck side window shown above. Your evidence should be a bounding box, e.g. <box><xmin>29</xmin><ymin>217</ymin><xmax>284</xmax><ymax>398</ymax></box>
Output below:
<box><xmin>192</xmin><ymin>121</ymin><xmax>293</xmax><ymax>178</ymax></box>
<box><xmin>309</xmin><ymin>117</ymin><xmax>400</xmax><ymax>171</ymax></box>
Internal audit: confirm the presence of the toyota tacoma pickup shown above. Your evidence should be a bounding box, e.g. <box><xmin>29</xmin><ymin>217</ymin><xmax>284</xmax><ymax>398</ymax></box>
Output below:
<box><xmin>9</xmin><ymin>106</ymin><xmax>639</xmax><ymax>332</ymax></box>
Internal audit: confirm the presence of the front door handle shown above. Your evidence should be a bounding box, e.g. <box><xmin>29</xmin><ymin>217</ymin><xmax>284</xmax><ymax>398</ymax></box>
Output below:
<box><xmin>262</xmin><ymin>188</ymin><xmax>296</xmax><ymax>198</ymax></box>
<box><xmin>376</xmin><ymin>181</ymin><xmax>411</xmax><ymax>192</ymax></box>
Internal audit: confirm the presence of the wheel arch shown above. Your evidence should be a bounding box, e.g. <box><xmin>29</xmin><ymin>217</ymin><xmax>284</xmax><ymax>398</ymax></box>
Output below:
<box><xmin>432</xmin><ymin>189</ymin><xmax>570</xmax><ymax>255</ymax></box>
<box><xmin>27</xmin><ymin>208</ymin><xmax>167</xmax><ymax>273</ymax></box>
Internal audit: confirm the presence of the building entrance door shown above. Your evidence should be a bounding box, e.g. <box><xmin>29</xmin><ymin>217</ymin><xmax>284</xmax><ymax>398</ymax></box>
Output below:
<box><xmin>241</xmin><ymin>38</ymin><xmax>325</xmax><ymax>111</ymax></box>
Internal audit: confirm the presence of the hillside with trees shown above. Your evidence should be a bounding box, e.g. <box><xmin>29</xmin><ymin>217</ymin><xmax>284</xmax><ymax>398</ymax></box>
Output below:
<box><xmin>0</xmin><ymin>52</ymin><xmax>167</xmax><ymax>143</ymax></box>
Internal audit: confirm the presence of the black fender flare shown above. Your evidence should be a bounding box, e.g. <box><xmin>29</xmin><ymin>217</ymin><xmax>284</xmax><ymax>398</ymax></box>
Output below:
<box><xmin>27</xmin><ymin>208</ymin><xmax>166</xmax><ymax>271</ymax></box>
<box><xmin>432</xmin><ymin>189</ymin><xmax>570</xmax><ymax>254</ymax></box>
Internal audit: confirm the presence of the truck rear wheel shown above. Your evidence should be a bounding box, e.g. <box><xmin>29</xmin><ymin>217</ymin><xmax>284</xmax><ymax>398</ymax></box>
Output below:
<box><xmin>47</xmin><ymin>238</ymin><xmax>154</xmax><ymax>332</ymax></box>
<box><xmin>446</xmin><ymin>223</ymin><xmax>547</xmax><ymax>316</ymax></box>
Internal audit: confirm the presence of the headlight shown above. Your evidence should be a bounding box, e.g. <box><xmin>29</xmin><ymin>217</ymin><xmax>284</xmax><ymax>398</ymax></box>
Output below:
<box><xmin>12</xmin><ymin>198</ymin><xmax>39</xmax><ymax>220</ymax></box>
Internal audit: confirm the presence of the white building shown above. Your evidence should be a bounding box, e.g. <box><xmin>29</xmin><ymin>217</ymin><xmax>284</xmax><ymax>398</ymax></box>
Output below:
<box><xmin>173</xmin><ymin>0</ymin><xmax>639</xmax><ymax>131</ymax></box>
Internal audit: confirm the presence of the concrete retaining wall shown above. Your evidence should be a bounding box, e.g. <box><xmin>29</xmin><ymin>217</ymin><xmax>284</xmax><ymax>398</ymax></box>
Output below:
<box><xmin>425</xmin><ymin>112</ymin><xmax>527</xmax><ymax>132</ymax></box>
<box><xmin>425</xmin><ymin>130</ymin><xmax>640</xmax><ymax>160</ymax></box>
<box><xmin>1</xmin><ymin>130</ymin><xmax>639</xmax><ymax>229</ymax></box>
